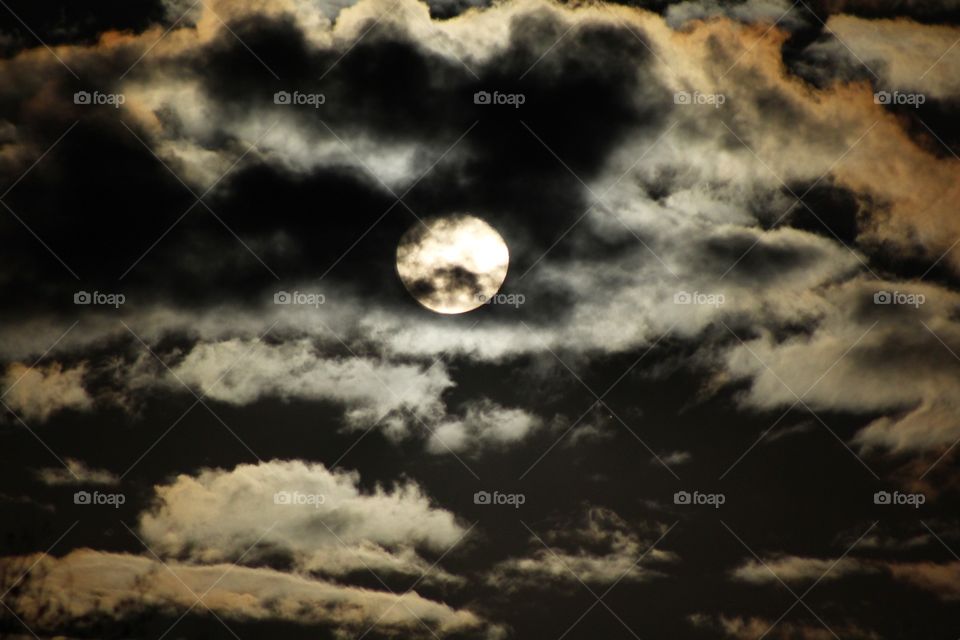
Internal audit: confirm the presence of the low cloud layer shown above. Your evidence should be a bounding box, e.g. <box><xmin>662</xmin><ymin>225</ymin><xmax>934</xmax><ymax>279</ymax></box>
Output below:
<box><xmin>0</xmin><ymin>549</ymin><xmax>489</xmax><ymax>639</ymax></box>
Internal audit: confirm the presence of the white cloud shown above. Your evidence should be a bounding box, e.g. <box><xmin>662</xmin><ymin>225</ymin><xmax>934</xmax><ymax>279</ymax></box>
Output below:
<box><xmin>0</xmin><ymin>549</ymin><xmax>491</xmax><ymax>639</ymax></box>
<box><xmin>428</xmin><ymin>400</ymin><xmax>541</xmax><ymax>454</ymax></box>
<box><xmin>1</xmin><ymin>362</ymin><xmax>92</xmax><ymax>422</ymax></box>
<box><xmin>138</xmin><ymin>460</ymin><xmax>467</xmax><ymax>582</ymax></box>
<box><xmin>658</xmin><ymin>451</ymin><xmax>692</xmax><ymax>465</ymax></box>
<box><xmin>731</xmin><ymin>555</ymin><xmax>871</xmax><ymax>585</ymax></box>
<box><xmin>825</xmin><ymin>15</ymin><xmax>960</xmax><ymax>99</ymax></box>
<box><xmin>721</xmin><ymin>277</ymin><xmax>960</xmax><ymax>454</ymax></box>
<box><xmin>35</xmin><ymin>458</ymin><xmax>119</xmax><ymax>486</ymax></box>
<box><xmin>169</xmin><ymin>338</ymin><xmax>453</xmax><ymax>438</ymax></box>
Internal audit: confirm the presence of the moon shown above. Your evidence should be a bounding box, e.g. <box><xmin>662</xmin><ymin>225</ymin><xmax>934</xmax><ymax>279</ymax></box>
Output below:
<box><xmin>396</xmin><ymin>214</ymin><xmax>509</xmax><ymax>314</ymax></box>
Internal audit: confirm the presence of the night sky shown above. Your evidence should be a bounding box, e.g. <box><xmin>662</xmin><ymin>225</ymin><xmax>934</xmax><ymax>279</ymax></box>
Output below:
<box><xmin>1</xmin><ymin>0</ymin><xmax>959</xmax><ymax>639</ymax></box>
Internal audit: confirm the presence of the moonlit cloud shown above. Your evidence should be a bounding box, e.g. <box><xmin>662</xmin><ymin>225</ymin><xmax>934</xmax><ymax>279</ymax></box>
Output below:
<box><xmin>486</xmin><ymin>507</ymin><xmax>675</xmax><ymax>589</ymax></box>
<box><xmin>34</xmin><ymin>458</ymin><xmax>120</xmax><ymax>486</ymax></box>
<box><xmin>0</xmin><ymin>549</ymin><xmax>491</xmax><ymax>638</ymax></box>
<box><xmin>138</xmin><ymin>460</ymin><xmax>468</xmax><ymax>581</ymax></box>
<box><xmin>0</xmin><ymin>0</ymin><xmax>956</xmax><ymax>465</ymax></box>
<box><xmin>731</xmin><ymin>555</ymin><xmax>871</xmax><ymax>585</ymax></box>
<box><xmin>168</xmin><ymin>338</ymin><xmax>454</xmax><ymax>437</ymax></box>
<box><xmin>1</xmin><ymin>0</ymin><xmax>959</xmax><ymax>636</ymax></box>
<box><xmin>689</xmin><ymin>612</ymin><xmax>881</xmax><ymax>639</ymax></box>
<box><xmin>888</xmin><ymin>561</ymin><xmax>960</xmax><ymax>600</ymax></box>
<box><xmin>428</xmin><ymin>400</ymin><xmax>541</xmax><ymax>453</ymax></box>
<box><xmin>1</xmin><ymin>362</ymin><xmax>92</xmax><ymax>422</ymax></box>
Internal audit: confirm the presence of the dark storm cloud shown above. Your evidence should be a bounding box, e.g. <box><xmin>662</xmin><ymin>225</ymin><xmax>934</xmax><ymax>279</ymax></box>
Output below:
<box><xmin>0</xmin><ymin>0</ymin><xmax>169</xmax><ymax>56</ymax></box>
<box><xmin>699</xmin><ymin>229</ymin><xmax>830</xmax><ymax>283</ymax></box>
<box><xmin>187</xmin><ymin>9</ymin><xmax>670</xmax><ymax>271</ymax></box>
<box><xmin>0</xmin><ymin>6</ymin><xmax>669</xmax><ymax>315</ymax></box>
<box><xmin>783</xmin><ymin>30</ymin><xmax>877</xmax><ymax>89</ymax></box>
<box><xmin>410</xmin><ymin>265</ymin><xmax>482</xmax><ymax>298</ymax></box>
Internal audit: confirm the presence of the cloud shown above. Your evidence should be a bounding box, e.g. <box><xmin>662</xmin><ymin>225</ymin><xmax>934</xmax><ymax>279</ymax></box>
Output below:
<box><xmin>823</xmin><ymin>16</ymin><xmax>960</xmax><ymax>99</ymax></box>
<box><xmin>486</xmin><ymin>507</ymin><xmax>675</xmax><ymax>590</ymax></box>
<box><xmin>1</xmin><ymin>362</ymin><xmax>92</xmax><ymax>422</ymax></box>
<box><xmin>731</xmin><ymin>555</ymin><xmax>871</xmax><ymax>585</ymax></box>
<box><xmin>689</xmin><ymin>612</ymin><xmax>881</xmax><ymax>639</ymax></box>
<box><xmin>34</xmin><ymin>458</ymin><xmax>120</xmax><ymax>486</ymax></box>
<box><xmin>888</xmin><ymin>560</ymin><xmax>960</xmax><ymax>600</ymax></box>
<box><xmin>0</xmin><ymin>0</ymin><xmax>955</xmax><ymax>469</ymax></box>
<box><xmin>428</xmin><ymin>400</ymin><xmax>541</xmax><ymax>454</ymax></box>
<box><xmin>138</xmin><ymin>460</ymin><xmax>468</xmax><ymax>582</ymax></box>
<box><xmin>1</xmin><ymin>459</ymin><xmax>502</xmax><ymax>637</ymax></box>
<box><xmin>731</xmin><ymin>553</ymin><xmax>960</xmax><ymax>602</ymax></box>
<box><xmin>664</xmin><ymin>0</ymin><xmax>808</xmax><ymax>30</ymax></box>
<box><xmin>720</xmin><ymin>277</ymin><xmax>960</xmax><ymax>455</ymax></box>
<box><xmin>0</xmin><ymin>0</ymin><xmax>957</xmax><ymax>637</ymax></box>
<box><xmin>859</xmin><ymin>531</ymin><xmax>931</xmax><ymax>550</ymax></box>
<box><xmin>169</xmin><ymin>338</ymin><xmax>454</xmax><ymax>438</ymax></box>
<box><xmin>657</xmin><ymin>450</ymin><xmax>691</xmax><ymax>465</ymax></box>
<box><xmin>0</xmin><ymin>549</ymin><xmax>491</xmax><ymax>639</ymax></box>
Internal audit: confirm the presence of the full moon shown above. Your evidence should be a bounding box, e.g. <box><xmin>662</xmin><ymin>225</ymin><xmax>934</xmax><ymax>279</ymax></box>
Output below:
<box><xmin>396</xmin><ymin>214</ymin><xmax>509</xmax><ymax>314</ymax></box>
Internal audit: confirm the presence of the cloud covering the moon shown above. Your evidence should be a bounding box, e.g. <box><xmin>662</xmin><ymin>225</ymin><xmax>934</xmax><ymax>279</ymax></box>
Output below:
<box><xmin>1</xmin><ymin>0</ymin><xmax>959</xmax><ymax>636</ymax></box>
<box><xmin>397</xmin><ymin>215</ymin><xmax>510</xmax><ymax>314</ymax></box>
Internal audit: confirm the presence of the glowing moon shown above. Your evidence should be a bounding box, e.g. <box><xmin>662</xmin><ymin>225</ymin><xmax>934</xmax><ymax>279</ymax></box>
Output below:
<box><xmin>396</xmin><ymin>214</ymin><xmax>509</xmax><ymax>314</ymax></box>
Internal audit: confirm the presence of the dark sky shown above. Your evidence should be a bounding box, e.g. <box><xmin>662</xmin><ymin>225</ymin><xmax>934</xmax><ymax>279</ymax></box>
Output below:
<box><xmin>1</xmin><ymin>0</ymin><xmax>959</xmax><ymax>639</ymax></box>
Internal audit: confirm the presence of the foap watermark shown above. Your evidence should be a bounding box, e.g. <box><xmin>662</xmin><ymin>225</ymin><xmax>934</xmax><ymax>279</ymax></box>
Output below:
<box><xmin>74</xmin><ymin>90</ymin><xmax>126</xmax><ymax>109</ymax></box>
<box><xmin>74</xmin><ymin>490</ymin><xmax>126</xmax><ymax>508</ymax></box>
<box><xmin>874</xmin><ymin>90</ymin><xmax>925</xmax><ymax>108</ymax></box>
<box><xmin>274</xmin><ymin>90</ymin><xmax>326</xmax><ymax>108</ymax></box>
<box><xmin>874</xmin><ymin>490</ymin><xmax>925</xmax><ymax>509</ymax></box>
<box><xmin>674</xmin><ymin>490</ymin><xmax>725</xmax><ymax>509</ymax></box>
<box><xmin>274</xmin><ymin>290</ymin><xmax>325</xmax><ymax>307</ymax></box>
<box><xmin>874</xmin><ymin>290</ymin><xmax>925</xmax><ymax>308</ymax></box>
<box><xmin>474</xmin><ymin>90</ymin><xmax>525</xmax><ymax>108</ymax></box>
<box><xmin>474</xmin><ymin>490</ymin><xmax>525</xmax><ymax>508</ymax></box>
<box><xmin>274</xmin><ymin>490</ymin><xmax>326</xmax><ymax>509</ymax></box>
<box><xmin>674</xmin><ymin>91</ymin><xmax>726</xmax><ymax>108</ymax></box>
<box><xmin>476</xmin><ymin>292</ymin><xmax>525</xmax><ymax>308</ymax></box>
<box><xmin>74</xmin><ymin>290</ymin><xmax>125</xmax><ymax>308</ymax></box>
<box><xmin>674</xmin><ymin>291</ymin><xmax>725</xmax><ymax>308</ymax></box>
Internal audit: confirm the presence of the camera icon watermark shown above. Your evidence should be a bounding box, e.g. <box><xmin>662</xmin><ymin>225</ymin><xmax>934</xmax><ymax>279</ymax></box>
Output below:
<box><xmin>273</xmin><ymin>490</ymin><xmax>326</xmax><ymax>509</ymax></box>
<box><xmin>74</xmin><ymin>490</ymin><xmax>126</xmax><ymax>508</ymax></box>
<box><xmin>674</xmin><ymin>291</ymin><xmax>725</xmax><ymax>308</ymax></box>
<box><xmin>874</xmin><ymin>90</ymin><xmax>925</xmax><ymax>108</ymax></box>
<box><xmin>873</xmin><ymin>490</ymin><xmax>925</xmax><ymax>508</ymax></box>
<box><xmin>473</xmin><ymin>490</ymin><xmax>526</xmax><ymax>508</ymax></box>
<box><xmin>274</xmin><ymin>90</ymin><xmax>326</xmax><ymax>108</ymax></box>
<box><xmin>74</xmin><ymin>290</ymin><xmax>126</xmax><ymax>308</ymax></box>
<box><xmin>274</xmin><ymin>290</ymin><xmax>325</xmax><ymax>307</ymax></box>
<box><xmin>674</xmin><ymin>91</ymin><xmax>726</xmax><ymax>108</ymax></box>
<box><xmin>873</xmin><ymin>290</ymin><xmax>925</xmax><ymax>308</ymax></box>
<box><xmin>74</xmin><ymin>90</ymin><xmax>126</xmax><ymax>109</ymax></box>
<box><xmin>673</xmin><ymin>490</ymin><xmax>725</xmax><ymax>509</ymax></box>
<box><xmin>473</xmin><ymin>90</ymin><xmax>525</xmax><ymax>108</ymax></box>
